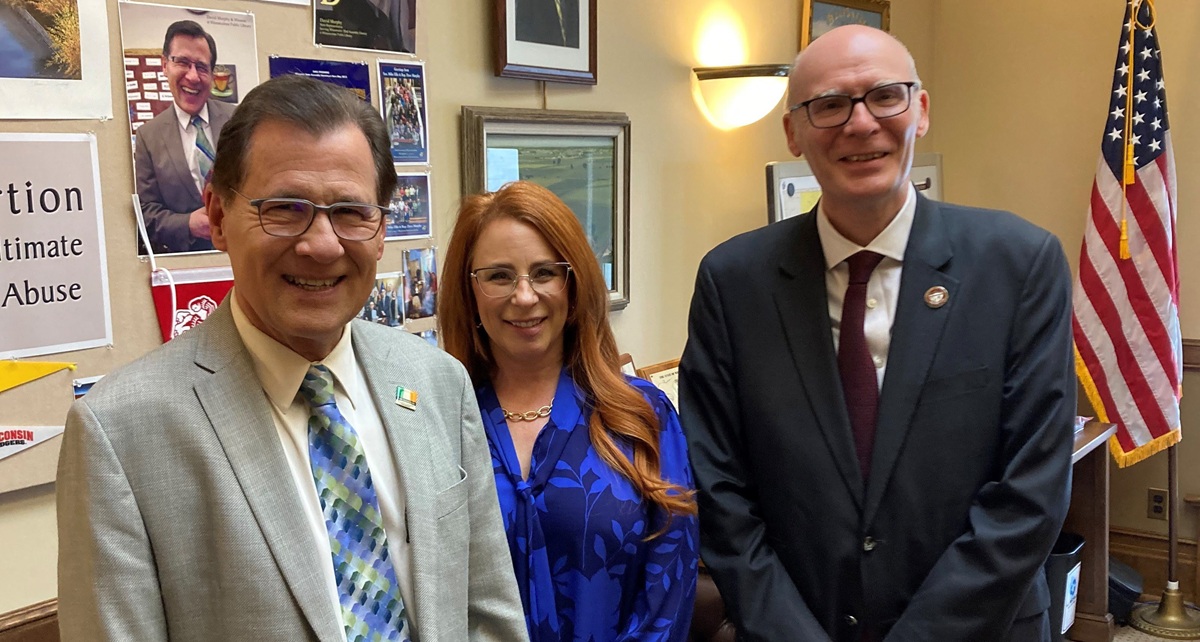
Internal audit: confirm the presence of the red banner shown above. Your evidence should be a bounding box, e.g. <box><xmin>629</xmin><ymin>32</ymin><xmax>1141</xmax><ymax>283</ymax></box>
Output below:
<box><xmin>150</xmin><ymin>266</ymin><xmax>234</xmax><ymax>343</ymax></box>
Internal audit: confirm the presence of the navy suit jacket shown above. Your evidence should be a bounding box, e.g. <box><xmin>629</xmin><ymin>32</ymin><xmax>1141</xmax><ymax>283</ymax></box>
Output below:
<box><xmin>134</xmin><ymin>99</ymin><xmax>235</xmax><ymax>254</ymax></box>
<box><xmin>679</xmin><ymin>195</ymin><xmax>1075</xmax><ymax>642</ymax></box>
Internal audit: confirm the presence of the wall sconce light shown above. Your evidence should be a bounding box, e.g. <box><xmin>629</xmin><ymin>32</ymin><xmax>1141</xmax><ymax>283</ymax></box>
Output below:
<box><xmin>692</xmin><ymin>64</ymin><xmax>791</xmax><ymax>131</ymax></box>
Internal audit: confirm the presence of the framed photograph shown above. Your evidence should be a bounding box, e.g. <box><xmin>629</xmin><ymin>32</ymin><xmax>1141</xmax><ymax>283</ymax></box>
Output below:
<box><xmin>361</xmin><ymin>271</ymin><xmax>404</xmax><ymax>328</ymax></box>
<box><xmin>636</xmin><ymin>359</ymin><xmax>680</xmax><ymax>410</ymax></box>
<box><xmin>378</xmin><ymin>60</ymin><xmax>429</xmax><ymax>163</ymax></box>
<box><xmin>314</xmin><ymin>0</ymin><xmax>414</xmax><ymax>55</ymax></box>
<box><xmin>766</xmin><ymin>152</ymin><xmax>941</xmax><ymax>224</ymax></box>
<box><xmin>801</xmin><ymin>0</ymin><xmax>890</xmax><ymax>49</ymax></box>
<box><xmin>402</xmin><ymin>247</ymin><xmax>438</xmax><ymax>323</ymax></box>
<box><xmin>269</xmin><ymin>56</ymin><xmax>371</xmax><ymax>102</ymax></box>
<box><xmin>493</xmin><ymin>0</ymin><xmax>597</xmax><ymax>84</ymax></box>
<box><xmin>387</xmin><ymin>171</ymin><xmax>432</xmax><ymax>240</ymax></box>
<box><xmin>461</xmin><ymin>106</ymin><xmax>630</xmax><ymax>310</ymax></box>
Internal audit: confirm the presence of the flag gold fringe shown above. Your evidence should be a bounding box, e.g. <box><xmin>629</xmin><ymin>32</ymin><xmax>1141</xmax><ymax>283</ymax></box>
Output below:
<box><xmin>1075</xmin><ymin>346</ymin><xmax>1111</xmax><ymax>424</ymax></box>
<box><xmin>1075</xmin><ymin>346</ymin><xmax>1178</xmax><ymax>468</ymax></box>
<box><xmin>1111</xmin><ymin>427</ymin><xmax>1178</xmax><ymax>468</ymax></box>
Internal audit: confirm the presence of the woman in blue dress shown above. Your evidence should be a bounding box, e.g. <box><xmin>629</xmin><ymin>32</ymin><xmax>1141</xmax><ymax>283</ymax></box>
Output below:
<box><xmin>439</xmin><ymin>181</ymin><xmax>699</xmax><ymax>641</ymax></box>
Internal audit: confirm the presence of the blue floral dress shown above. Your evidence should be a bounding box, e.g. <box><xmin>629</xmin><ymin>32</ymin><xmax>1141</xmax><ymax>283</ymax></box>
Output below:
<box><xmin>477</xmin><ymin>369</ymin><xmax>699</xmax><ymax>642</ymax></box>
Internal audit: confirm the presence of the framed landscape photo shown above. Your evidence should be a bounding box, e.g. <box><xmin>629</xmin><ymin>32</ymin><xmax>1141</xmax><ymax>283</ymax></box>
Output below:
<box><xmin>493</xmin><ymin>0</ymin><xmax>597</xmax><ymax>84</ymax></box>
<box><xmin>801</xmin><ymin>0</ymin><xmax>890</xmax><ymax>49</ymax></box>
<box><xmin>461</xmin><ymin>106</ymin><xmax>630</xmax><ymax>310</ymax></box>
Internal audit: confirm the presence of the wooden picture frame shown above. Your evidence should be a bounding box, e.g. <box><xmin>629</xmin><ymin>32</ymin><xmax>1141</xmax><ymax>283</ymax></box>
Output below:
<box><xmin>493</xmin><ymin>0</ymin><xmax>598</xmax><ymax>84</ymax></box>
<box><xmin>636</xmin><ymin>358</ymin><xmax>680</xmax><ymax>410</ymax></box>
<box><xmin>461</xmin><ymin>106</ymin><xmax>631</xmax><ymax>310</ymax></box>
<box><xmin>800</xmin><ymin>0</ymin><xmax>891</xmax><ymax>49</ymax></box>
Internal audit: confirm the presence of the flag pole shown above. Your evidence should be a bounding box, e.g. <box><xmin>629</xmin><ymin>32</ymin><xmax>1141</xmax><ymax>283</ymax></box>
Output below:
<box><xmin>1129</xmin><ymin>445</ymin><xmax>1200</xmax><ymax>638</ymax></box>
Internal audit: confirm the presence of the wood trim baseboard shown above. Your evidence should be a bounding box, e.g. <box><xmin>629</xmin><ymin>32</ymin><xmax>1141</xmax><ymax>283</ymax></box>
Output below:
<box><xmin>0</xmin><ymin>598</ymin><xmax>57</xmax><ymax>642</ymax></box>
<box><xmin>1182</xmin><ymin>338</ymin><xmax>1200</xmax><ymax>371</ymax></box>
<box><xmin>1110</xmin><ymin>527</ymin><xmax>1198</xmax><ymax>601</ymax></box>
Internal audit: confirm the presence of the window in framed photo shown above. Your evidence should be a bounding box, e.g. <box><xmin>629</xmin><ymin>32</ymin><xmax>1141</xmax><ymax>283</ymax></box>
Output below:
<box><xmin>800</xmin><ymin>0</ymin><xmax>890</xmax><ymax>49</ymax></box>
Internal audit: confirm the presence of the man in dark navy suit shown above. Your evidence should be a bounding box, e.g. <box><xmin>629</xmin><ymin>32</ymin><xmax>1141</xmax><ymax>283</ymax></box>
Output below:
<box><xmin>680</xmin><ymin>25</ymin><xmax>1074</xmax><ymax>642</ymax></box>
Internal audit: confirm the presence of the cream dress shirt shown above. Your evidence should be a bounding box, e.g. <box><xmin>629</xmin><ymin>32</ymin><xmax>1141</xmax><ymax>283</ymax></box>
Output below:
<box><xmin>231</xmin><ymin>294</ymin><xmax>415</xmax><ymax>639</ymax></box>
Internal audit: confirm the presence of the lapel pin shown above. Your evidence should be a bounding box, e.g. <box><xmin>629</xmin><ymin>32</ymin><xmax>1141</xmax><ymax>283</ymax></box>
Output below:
<box><xmin>924</xmin><ymin>286</ymin><xmax>949</xmax><ymax>309</ymax></box>
<box><xmin>394</xmin><ymin>386</ymin><xmax>418</xmax><ymax>410</ymax></box>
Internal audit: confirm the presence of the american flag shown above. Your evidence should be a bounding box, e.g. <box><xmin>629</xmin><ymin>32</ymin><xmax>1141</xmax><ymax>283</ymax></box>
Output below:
<box><xmin>1073</xmin><ymin>0</ymin><xmax>1181</xmax><ymax>467</ymax></box>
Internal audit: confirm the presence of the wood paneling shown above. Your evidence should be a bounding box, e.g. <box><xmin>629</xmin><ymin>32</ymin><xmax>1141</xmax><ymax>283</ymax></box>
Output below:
<box><xmin>1109</xmin><ymin>527</ymin><xmax>1198</xmax><ymax>601</ymax></box>
<box><xmin>1183</xmin><ymin>338</ymin><xmax>1200</xmax><ymax>371</ymax></box>
<box><xmin>0</xmin><ymin>599</ymin><xmax>57</xmax><ymax>642</ymax></box>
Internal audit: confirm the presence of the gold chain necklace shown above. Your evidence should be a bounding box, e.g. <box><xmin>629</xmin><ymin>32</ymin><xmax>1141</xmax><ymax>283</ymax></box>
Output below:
<box><xmin>501</xmin><ymin>401</ymin><xmax>552</xmax><ymax>422</ymax></box>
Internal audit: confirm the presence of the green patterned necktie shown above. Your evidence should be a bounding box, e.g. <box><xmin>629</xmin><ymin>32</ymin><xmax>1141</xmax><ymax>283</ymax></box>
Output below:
<box><xmin>299</xmin><ymin>364</ymin><xmax>411</xmax><ymax>642</ymax></box>
<box><xmin>190</xmin><ymin>114</ymin><xmax>214</xmax><ymax>185</ymax></box>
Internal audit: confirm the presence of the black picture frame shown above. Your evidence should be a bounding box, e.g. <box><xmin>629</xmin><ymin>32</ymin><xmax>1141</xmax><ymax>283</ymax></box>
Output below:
<box><xmin>493</xmin><ymin>0</ymin><xmax>598</xmax><ymax>85</ymax></box>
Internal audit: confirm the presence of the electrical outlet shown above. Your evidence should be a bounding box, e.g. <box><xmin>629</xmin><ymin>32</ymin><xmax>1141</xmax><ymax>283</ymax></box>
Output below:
<box><xmin>1148</xmin><ymin>487</ymin><xmax>1168</xmax><ymax>520</ymax></box>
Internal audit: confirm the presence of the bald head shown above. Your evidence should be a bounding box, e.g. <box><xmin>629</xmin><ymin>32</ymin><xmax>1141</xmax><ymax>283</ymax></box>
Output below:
<box><xmin>780</xmin><ymin>24</ymin><xmax>929</xmax><ymax>242</ymax></box>
<box><xmin>788</xmin><ymin>26</ymin><xmax>921</xmax><ymax>107</ymax></box>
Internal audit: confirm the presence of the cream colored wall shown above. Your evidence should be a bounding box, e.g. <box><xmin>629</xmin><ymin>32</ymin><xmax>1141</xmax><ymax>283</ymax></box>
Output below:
<box><xmin>930</xmin><ymin>0</ymin><xmax>1200</xmax><ymax>540</ymax></box>
<box><xmin>1</xmin><ymin>0</ymin><xmax>945</xmax><ymax>615</ymax></box>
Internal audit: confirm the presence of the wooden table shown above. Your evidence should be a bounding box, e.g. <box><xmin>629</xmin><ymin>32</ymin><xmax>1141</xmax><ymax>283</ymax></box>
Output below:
<box><xmin>1065</xmin><ymin>421</ymin><xmax>1117</xmax><ymax>642</ymax></box>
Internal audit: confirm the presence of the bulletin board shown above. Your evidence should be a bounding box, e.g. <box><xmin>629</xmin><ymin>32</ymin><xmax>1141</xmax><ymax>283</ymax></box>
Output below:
<box><xmin>0</xmin><ymin>0</ymin><xmax>430</xmax><ymax>495</ymax></box>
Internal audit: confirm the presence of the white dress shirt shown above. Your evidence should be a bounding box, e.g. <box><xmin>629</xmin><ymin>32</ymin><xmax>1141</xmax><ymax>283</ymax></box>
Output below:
<box><xmin>818</xmin><ymin>184</ymin><xmax>917</xmax><ymax>390</ymax></box>
<box><xmin>172</xmin><ymin>102</ymin><xmax>212</xmax><ymax>195</ymax></box>
<box><xmin>231</xmin><ymin>294</ymin><xmax>415</xmax><ymax>639</ymax></box>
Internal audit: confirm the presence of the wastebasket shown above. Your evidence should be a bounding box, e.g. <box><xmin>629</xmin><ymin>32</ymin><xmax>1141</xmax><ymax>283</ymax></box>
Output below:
<box><xmin>1045</xmin><ymin>532</ymin><xmax>1086</xmax><ymax>641</ymax></box>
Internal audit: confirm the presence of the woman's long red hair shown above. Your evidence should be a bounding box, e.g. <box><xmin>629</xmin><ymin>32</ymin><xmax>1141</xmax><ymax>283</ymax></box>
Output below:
<box><xmin>439</xmin><ymin>181</ymin><xmax>695</xmax><ymax>526</ymax></box>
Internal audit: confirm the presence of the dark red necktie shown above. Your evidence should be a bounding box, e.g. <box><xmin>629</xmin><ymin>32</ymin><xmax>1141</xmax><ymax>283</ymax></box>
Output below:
<box><xmin>839</xmin><ymin>251</ymin><xmax>884</xmax><ymax>481</ymax></box>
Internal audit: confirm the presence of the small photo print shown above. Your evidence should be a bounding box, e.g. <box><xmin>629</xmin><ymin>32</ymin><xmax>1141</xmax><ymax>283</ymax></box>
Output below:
<box><xmin>417</xmin><ymin>329</ymin><xmax>438</xmax><ymax>348</ymax></box>
<box><xmin>267</xmin><ymin>56</ymin><xmax>370</xmax><ymax>102</ymax></box>
<box><xmin>402</xmin><ymin>247</ymin><xmax>437</xmax><ymax>321</ymax></box>
<box><xmin>361</xmin><ymin>271</ymin><xmax>404</xmax><ymax>328</ymax></box>
<box><xmin>387</xmin><ymin>172</ymin><xmax>431</xmax><ymax>240</ymax></box>
<box><xmin>378</xmin><ymin>60</ymin><xmax>428</xmax><ymax>163</ymax></box>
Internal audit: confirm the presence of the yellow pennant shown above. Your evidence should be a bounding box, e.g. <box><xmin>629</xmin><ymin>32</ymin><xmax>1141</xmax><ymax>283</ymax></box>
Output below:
<box><xmin>0</xmin><ymin>361</ymin><xmax>76</xmax><ymax>394</ymax></box>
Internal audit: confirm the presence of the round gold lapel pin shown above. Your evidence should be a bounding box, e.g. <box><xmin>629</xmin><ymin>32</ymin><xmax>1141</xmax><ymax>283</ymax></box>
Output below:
<box><xmin>924</xmin><ymin>286</ymin><xmax>949</xmax><ymax>309</ymax></box>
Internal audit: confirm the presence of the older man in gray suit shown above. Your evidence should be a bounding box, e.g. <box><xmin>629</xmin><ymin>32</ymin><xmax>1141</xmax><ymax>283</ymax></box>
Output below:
<box><xmin>57</xmin><ymin>75</ymin><xmax>528</xmax><ymax>642</ymax></box>
<box><xmin>134</xmin><ymin>20</ymin><xmax>234</xmax><ymax>254</ymax></box>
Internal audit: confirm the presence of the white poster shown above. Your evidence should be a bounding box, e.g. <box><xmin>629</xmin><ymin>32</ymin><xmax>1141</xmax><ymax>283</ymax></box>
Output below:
<box><xmin>0</xmin><ymin>0</ymin><xmax>113</xmax><ymax>119</ymax></box>
<box><xmin>0</xmin><ymin>426</ymin><xmax>64</xmax><ymax>462</ymax></box>
<box><xmin>0</xmin><ymin>133</ymin><xmax>111</xmax><ymax>358</ymax></box>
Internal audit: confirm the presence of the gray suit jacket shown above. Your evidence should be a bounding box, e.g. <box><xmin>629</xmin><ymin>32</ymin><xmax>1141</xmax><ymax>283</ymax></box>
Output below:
<box><xmin>57</xmin><ymin>303</ymin><xmax>529</xmax><ymax>642</ymax></box>
<box><xmin>134</xmin><ymin>99</ymin><xmax>235</xmax><ymax>254</ymax></box>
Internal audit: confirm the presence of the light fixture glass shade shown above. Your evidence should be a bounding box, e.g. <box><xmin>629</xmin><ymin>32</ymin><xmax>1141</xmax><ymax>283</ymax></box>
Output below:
<box><xmin>692</xmin><ymin>64</ymin><xmax>790</xmax><ymax>131</ymax></box>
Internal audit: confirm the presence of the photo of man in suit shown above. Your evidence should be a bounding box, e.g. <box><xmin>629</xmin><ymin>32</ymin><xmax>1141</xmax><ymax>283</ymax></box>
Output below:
<box><xmin>680</xmin><ymin>25</ymin><xmax>1074</xmax><ymax>642</ymax></box>
<box><xmin>134</xmin><ymin>20</ymin><xmax>234</xmax><ymax>254</ymax></box>
<box><xmin>57</xmin><ymin>75</ymin><xmax>528</xmax><ymax>642</ymax></box>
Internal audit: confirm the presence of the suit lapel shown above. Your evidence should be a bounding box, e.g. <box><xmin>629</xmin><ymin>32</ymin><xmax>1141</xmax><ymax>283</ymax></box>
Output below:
<box><xmin>160</xmin><ymin>108</ymin><xmax>202</xmax><ymax>203</ymax></box>
<box><xmin>193</xmin><ymin>306</ymin><xmax>344</xmax><ymax>642</ymax></box>
<box><xmin>209</xmin><ymin>99</ymin><xmax>232</xmax><ymax>145</ymax></box>
<box><xmin>353</xmin><ymin>324</ymin><xmax>439</xmax><ymax>631</ymax></box>
<box><xmin>773</xmin><ymin>213</ymin><xmax>865</xmax><ymax>506</ymax></box>
<box><xmin>863</xmin><ymin>196</ymin><xmax>958</xmax><ymax>526</ymax></box>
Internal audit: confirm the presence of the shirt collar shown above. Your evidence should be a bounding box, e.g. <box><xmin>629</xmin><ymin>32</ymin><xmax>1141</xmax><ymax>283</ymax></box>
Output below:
<box><xmin>230</xmin><ymin>292</ymin><xmax>361</xmax><ymax>411</ymax></box>
<box><xmin>173</xmin><ymin>101</ymin><xmax>210</xmax><ymax>131</ymax></box>
<box><xmin>817</xmin><ymin>183</ymin><xmax>916</xmax><ymax>271</ymax></box>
